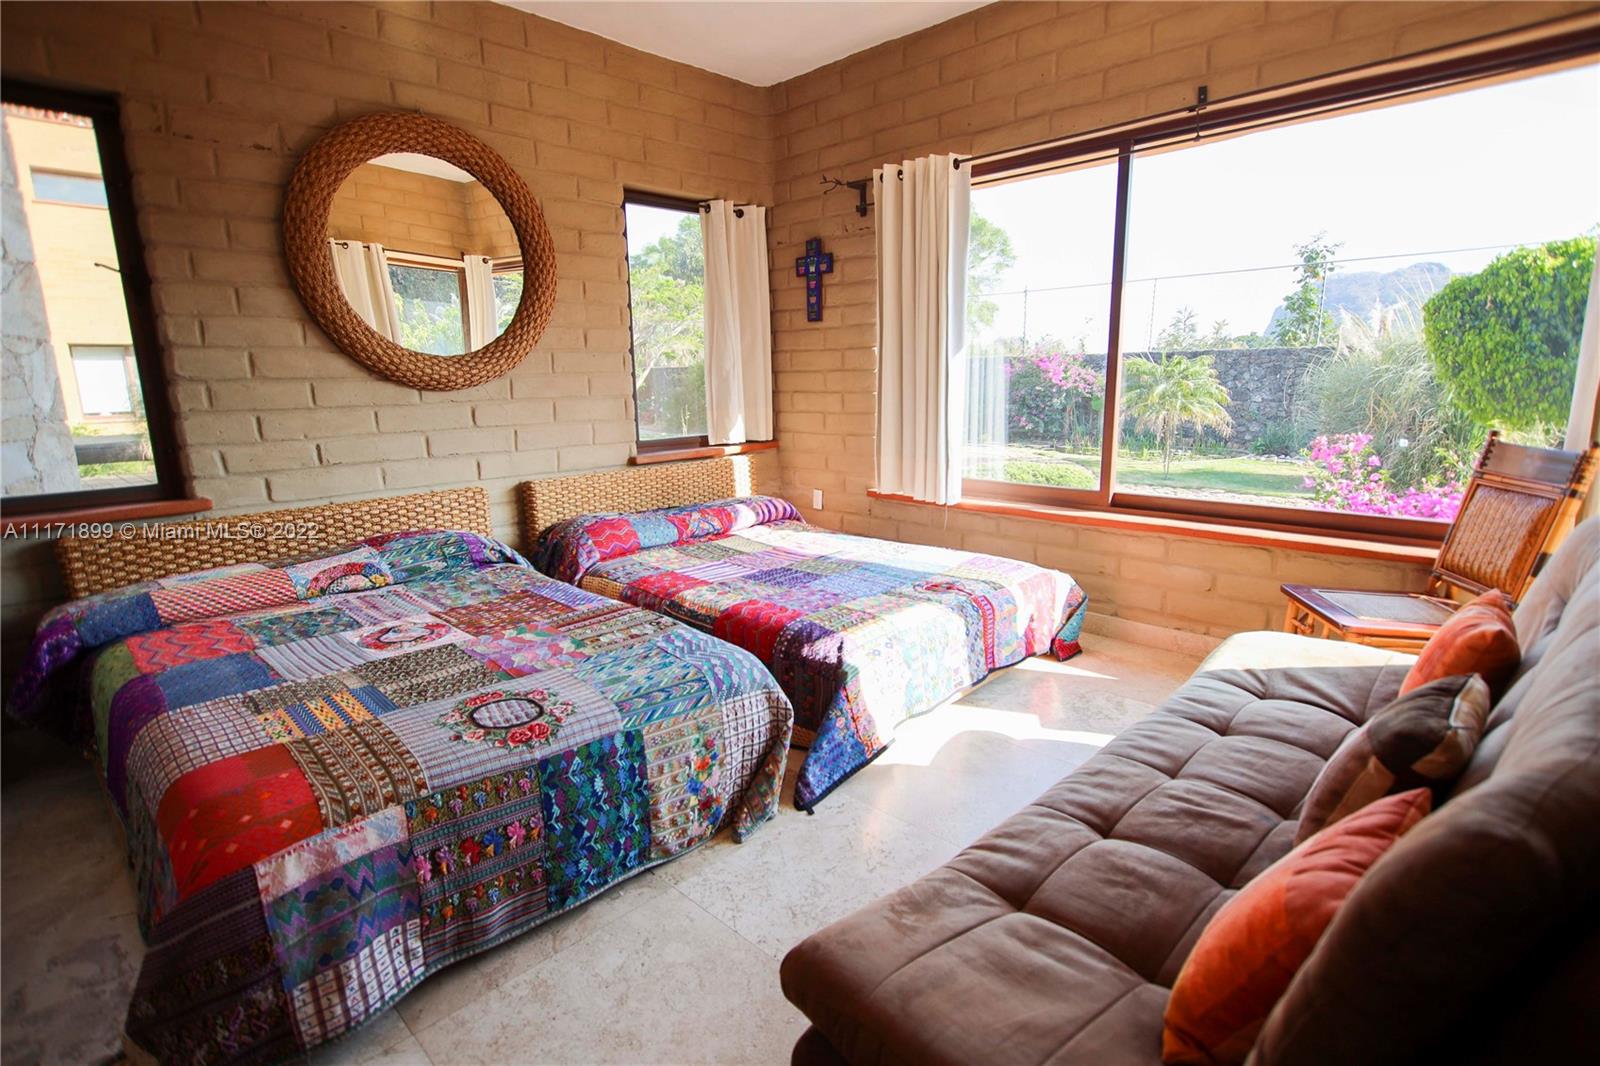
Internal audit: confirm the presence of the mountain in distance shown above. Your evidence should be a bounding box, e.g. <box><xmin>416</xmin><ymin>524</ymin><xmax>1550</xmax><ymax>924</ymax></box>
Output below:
<box><xmin>1264</xmin><ymin>260</ymin><xmax>1452</xmax><ymax>334</ymax></box>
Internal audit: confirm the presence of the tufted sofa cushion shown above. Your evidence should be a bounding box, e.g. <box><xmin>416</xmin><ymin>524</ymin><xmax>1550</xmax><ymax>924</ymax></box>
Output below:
<box><xmin>780</xmin><ymin>634</ymin><xmax>1414</xmax><ymax>1066</ymax></box>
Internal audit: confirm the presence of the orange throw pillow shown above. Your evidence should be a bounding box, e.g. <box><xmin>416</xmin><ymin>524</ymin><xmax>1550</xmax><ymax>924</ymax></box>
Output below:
<box><xmin>1400</xmin><ymin>589</ymin><xmax>1519</xmax><ymax>697</ymax></box>
<box><xmin>1161</xmin><ymin>788</ymin><xmax>1432</xmax><ymax>1065</ymax></box>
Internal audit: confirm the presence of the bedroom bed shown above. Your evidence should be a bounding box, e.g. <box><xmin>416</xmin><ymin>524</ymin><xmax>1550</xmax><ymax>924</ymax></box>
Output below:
<box><xmin>520</xmin><ymin>455</ymin><xmax>1088</xmax><ymax>810</ymax></box>
<box><xmin>9</xmin><ymin>487</ymin><xmax>792</xmax><ymax>1064</ymax></box>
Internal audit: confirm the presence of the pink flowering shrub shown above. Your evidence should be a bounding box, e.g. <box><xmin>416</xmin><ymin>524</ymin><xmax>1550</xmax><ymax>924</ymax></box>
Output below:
<box><xmin>998</xmin><ymin>344</ymin><xmax>1103</xmax><ymax>442</ymax></box>
<box><xmin>1031</xmin><ymin>348</ymin><xmax>1098</xmax><ymax>396</ymax></box>
<box><xmin>1302</xmin><ymin>433</ymin><xmax>1463</xmax><ymax>521</ymax></box>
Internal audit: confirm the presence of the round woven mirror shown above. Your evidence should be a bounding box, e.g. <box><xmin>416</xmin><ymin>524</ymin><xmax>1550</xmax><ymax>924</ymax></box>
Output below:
<box><xmin>283</xmin><ymin>112</ymin><xmax>556</xmax><ymax>390</ymax></box>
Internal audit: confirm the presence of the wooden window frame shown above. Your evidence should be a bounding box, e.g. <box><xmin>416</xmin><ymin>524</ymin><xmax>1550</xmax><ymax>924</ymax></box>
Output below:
<box><xmin>961</xmin><ymin>19</ymin><xmax>1600</xmax><ymax>545</ymax></box>
<box><xmin>382</xmin><ymin>249</ymin><xmax>471</xmax><ymax>355</ymax></box>
<box><xmin>29</xmin><ymin>166</ymin><xmax>109</xmax><ymax>209</ymax></box>
<box><xmin>622</xmin><ymin>190</ymin><xmax>711</xmax><ymax>454</ymax></box>
<box><xmin>1</xmin><ymin>79</ymin><xmax>186</xmax><ymax>519</ymax></box>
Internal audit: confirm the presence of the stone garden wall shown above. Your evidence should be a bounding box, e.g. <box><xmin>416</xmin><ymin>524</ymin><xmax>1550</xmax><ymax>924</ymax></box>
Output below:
<box><xmin>983</xmin><ymin>345</ymin><xmax>1329</xmax><ymax>452</ymax></box>
<box><xmin>1126</xmin><ymin>346</ymin><xmax>1328</xmax><ymax>450</ymax></box>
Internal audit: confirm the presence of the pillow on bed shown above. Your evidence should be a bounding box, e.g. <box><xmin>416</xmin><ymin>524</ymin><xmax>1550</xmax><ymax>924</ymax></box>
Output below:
<box><xmin>284</xmin><ymin>545</ymin><xmax>394</xmax><ymax>599</ymax></box>
<box><xmin>537</xmin><ymin>496</ymin><xmax>800</xmax><ymax>583</ymax></box>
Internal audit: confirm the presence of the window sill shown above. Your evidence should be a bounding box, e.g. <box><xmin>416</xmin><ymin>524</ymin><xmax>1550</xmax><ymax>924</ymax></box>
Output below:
<box><xmin>866</xmin><ymin>490</ymin><xmax>1439</xmax><ymax>565</ymax></box>
<box><xmin>630</xmin><ymin>440</ymin><xmax>778</xmax><ymax>466</ymax></box>
<box><xmin>2</xmin><ymin>497</ymin><xmax>213</xmax><ymax>537</ymax></box>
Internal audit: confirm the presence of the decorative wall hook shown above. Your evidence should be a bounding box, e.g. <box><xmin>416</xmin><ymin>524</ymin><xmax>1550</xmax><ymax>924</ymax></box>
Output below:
<box><xmin>820</xmin><ymin>174</ymin><xmax>872</xmax><ymax>217</ymax></box>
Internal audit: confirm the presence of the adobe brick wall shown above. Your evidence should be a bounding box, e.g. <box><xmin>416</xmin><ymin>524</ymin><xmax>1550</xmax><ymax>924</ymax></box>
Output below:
<box><xmin>328</xmin><ymin>161</ymin><xmax>521</xmax><ymax>260</ymax></box>
<box><xmin>763</xmin><ymin>0</ymin><xmax>1586</xmax><ymax>637</ymax></box>
<box><xmin>0</xmin><ymin>0</ymin><xmax>776</xmax><ymax>667</ymax></box>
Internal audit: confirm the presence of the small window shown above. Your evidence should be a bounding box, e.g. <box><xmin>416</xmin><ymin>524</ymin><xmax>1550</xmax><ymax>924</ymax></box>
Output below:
<box><xmin>386</xmin><ymin>257</ymin><xmax>468</xmax><ymax>356</ymax></box>
<box><xmin>71</xmin><ymin>345</ymin><xmax>137</xmax><ymax>416</ymax></box>
<box><xmin>30</xmin><ymin>168</ymin><xmax>108</xmax><ymax>207</ymax></box>
<box><xmin>624</xmin><ymin>194</ymin><xmax>708</xmax><ymax>447</ymax></box>
<box><xmin>2</xmin><ymin>88</ymin><xmax>179</xmax><ymax>514</ymax></box>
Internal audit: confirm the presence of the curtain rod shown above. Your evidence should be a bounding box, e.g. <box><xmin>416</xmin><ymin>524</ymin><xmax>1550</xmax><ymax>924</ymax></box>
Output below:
<box><xmin>697</xmin><ymin>200</ymin><xmax>757</xmax><ymax>218</ymax></box>
<box><xmin>953</xmin><ymin>9</ymin><xmax>1600</xmax><ymax>173</ymax></box>
<box><xmin>974</xmin><ymin>65</ymin><xmax>1553</xmax><ymax>182</ymax></box>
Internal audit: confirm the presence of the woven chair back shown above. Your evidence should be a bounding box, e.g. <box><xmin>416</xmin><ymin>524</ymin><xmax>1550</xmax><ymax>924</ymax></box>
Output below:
<box><xmin>1434</xmin><ymin>432</ymin><xmax>1598</xmax><ymax>602</ymax></box>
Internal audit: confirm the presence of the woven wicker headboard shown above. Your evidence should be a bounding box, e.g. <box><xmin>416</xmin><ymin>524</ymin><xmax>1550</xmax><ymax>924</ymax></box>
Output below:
<box><xmin>519</xmin><ymin>451</ymin><xmax>781</xmax><ymax>545</ymax></box>
<box><xmin>55</xmin><ymin>486</ymin><xmax>493</xmax><ymax>599</ymax></box>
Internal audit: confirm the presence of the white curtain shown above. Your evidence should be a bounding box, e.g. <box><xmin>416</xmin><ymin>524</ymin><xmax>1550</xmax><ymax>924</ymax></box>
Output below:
<box><xmin>874</xmin><ymin>154</ymin><xmax>971</xmax><ymax>505</ymax></box>
<box><xmin>328</xmin><ymin>239</ymin><xmax>376</xmax><ymax>327</ymax></box>
<box><xmin>1566</xmin><ymin>252</ymin><xmax>1600</xmax><ymax>521</ymax></box>
<box><xmin>463</xmin><ymin>254</ymin><xmax>497</xmax><ymax>350</ymax></box>
<box><xmin>702</xmin><ymin>201</ymin><xmax>773</xmax><ymax>444</ymax></box>
<box><xmin>362</xmin><ymin>243</ymin><xmax>401</xmax><ymax>342</ymax></box>
<box><xmin>330</xmin><ymin>239</ymin><xmax>401</xmax><ymax>342</ymax></box>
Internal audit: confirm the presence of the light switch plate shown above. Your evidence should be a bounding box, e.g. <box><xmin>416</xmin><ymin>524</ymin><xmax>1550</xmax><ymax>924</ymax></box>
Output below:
<box><xmin>812</xmin><ymin>489</ymin><xmax>823</xmax><ymax>510</ymax></box>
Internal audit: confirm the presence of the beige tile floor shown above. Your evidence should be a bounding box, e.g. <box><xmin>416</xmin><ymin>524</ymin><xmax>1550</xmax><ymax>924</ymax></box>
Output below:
<box><xmin>0</xmin><ymin>636</ymin><xmax>1203</xmax><ymax>1066</ymax></box>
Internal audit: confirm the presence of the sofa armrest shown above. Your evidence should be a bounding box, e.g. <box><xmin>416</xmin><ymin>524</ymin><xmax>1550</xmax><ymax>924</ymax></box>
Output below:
<box><xmin>1198</xmin><ymin>631</ymin><xmax>1416</xmax><ymax>675</ymax></box>
<box><xmin>1189</xmin><ymin>631</ymin><xmax>1416</xmax><ymax>727</ymax></box>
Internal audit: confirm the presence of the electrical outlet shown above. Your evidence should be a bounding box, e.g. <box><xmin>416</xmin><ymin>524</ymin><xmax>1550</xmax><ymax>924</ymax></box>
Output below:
<box><xmin>812</xmin><ymin>489</ymin><xmax>824</xmax><ymax>510</ymax></box>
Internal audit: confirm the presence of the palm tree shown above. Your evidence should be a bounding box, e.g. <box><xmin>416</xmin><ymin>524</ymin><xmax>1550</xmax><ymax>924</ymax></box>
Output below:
<box><xmin>1121</xmin><ymin>354</ymin><xmax>1234</xmax><ymax>473</ymax></box>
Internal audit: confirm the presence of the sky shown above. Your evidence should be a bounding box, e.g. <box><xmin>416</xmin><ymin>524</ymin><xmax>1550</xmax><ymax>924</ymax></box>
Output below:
<box><xmin>626</xmin><ymin>202</ymin><xmax>697</xmax><ymax>256</ymax></box>
<box><xmin>972</xmin><ymin>63</ymin><xmax>1600</xmax><ymax>352</ymax></box>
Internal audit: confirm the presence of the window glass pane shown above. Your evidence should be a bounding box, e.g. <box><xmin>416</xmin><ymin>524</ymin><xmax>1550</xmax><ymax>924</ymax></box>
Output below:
<box><xmin>965</xmin><ymin>163</ymin><xmax>1118</xmax><ymax>491</ymax></box>
<box><xmin>71</xmin><ymin>346</ymin><xmax>133</xmax><ymax>414</ymax></box>
<box><xmin>625</xmin><ymin>201</ymin><xmax>707</xmax><ymax>441</ymax></box>
<box><xmin>3</xmin><ymin>102</ymin><xmax>157</xmax><ymax>497</ymax></box>
<box><xmin>30</xmin><ymin>168</ymin><xmax>107</xmax><ymax>206</ymax></box>
<box><xmin>1116</xmin><ymin>65</ymin><xmax>1599</xmax><ymax>522</ymax></box>
<box><xmin>387</xmin><ymin>262</ymin><xmax>466</xmax><ymax>356</ymax></box>
<box><xmin>493</xmin><ymin>268</ymin><xmax>523</xmax><ymax>335</ymax></box>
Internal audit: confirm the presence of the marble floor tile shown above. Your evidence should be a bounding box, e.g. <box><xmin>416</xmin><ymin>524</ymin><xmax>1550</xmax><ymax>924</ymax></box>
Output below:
<box><xmin>659</xmin><ymin>792</ymin><xmax>959</xmax><ymax>960</ymax></box>
<box><xmin>394</xmin><ymin>869</ymin><xmax>671</xmax><ymax>1035</ymax></box>
<box><xmin>310</xmin><ymin>1009</ymin><xmax>433</xmax><ymax>1066</ymax></box>
<box><xmin>1</xmin><ymin>732</ymin><xmax>143</xmax><ymax>1066</ymax></box>
<box><xmin>411</xmin><ymin>889</ymin><xmax>809</xmax><ymax>1065</ymax></box>
<box><xmin>956</xmin><ymin>665</ymin><xmax>1165</xmax><ymax>737</ymax></box>
<box><xmin>843</xmin><ymin>716</ymin><xmax>1101</xmax><ymax>850</ymax></box>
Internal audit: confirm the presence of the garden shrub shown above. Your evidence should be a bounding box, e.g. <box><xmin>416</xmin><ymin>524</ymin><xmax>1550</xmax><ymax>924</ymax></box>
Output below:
<box><xmin>1423</xmin><ymin>234</ymin><xmax>1595</xmax><ymax>432</ymax></box>
<box><xmin>1250</xmin><ymin>420</ymin><xmax>1313</xmax><ymax>457</ymax></box>
<box><xmin>999</xmin><ymin>346</ymin><xmax>1102</xmax><ymax>448</ymax></box>
<box><xmin>1302</xmin><ymin>313</ymin><xmax>1484</xmax><ymax>492</ymax></box>
<box><xmin>1002</xmin><ymin>459</ymin><xmax>1097</xmax><ymax>489</ymax></box>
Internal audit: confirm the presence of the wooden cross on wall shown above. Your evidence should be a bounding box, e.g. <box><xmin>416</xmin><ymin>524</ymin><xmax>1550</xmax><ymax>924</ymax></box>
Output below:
<box><xmin>795</xmin><ymin>237</ymin><xmax>833</xmax><ymax>322</ymax></box>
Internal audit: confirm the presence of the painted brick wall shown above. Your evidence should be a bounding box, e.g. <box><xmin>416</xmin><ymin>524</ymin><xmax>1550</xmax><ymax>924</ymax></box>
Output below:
<box><xmin>763</xmin><ymin>0</ymin><xmax>1585</xmax><ymax>638</ymax></box>
<box><xmin>0</xmin><ymin>0</ymin><xmax>777</xmax><ymax>667</ymax></box>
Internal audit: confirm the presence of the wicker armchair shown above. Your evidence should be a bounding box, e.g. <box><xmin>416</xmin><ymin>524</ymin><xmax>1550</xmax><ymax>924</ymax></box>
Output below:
<box><xmin>1281</xmin><ymin>432</ymin><xmax>1598</xmax><ymax>651</ymax></box>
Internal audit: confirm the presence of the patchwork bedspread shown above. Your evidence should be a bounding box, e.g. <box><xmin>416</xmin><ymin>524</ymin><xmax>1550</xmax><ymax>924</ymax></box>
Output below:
<box><xmin>535</xmin><ymin>498</ymin><xmax>1088</xmax><ymax>809</ymax></box>
<box><xmin>9</xmin><ymin>530</ymin><xmax>791</xmax><ymax>1064</ymax></box>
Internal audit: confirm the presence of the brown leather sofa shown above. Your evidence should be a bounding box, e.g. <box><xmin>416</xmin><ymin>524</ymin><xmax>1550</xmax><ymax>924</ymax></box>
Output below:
<box><xmin>781</xmin><ymin>518</ymin><xmax>1600</xmax><ymax>1065</ymax></box>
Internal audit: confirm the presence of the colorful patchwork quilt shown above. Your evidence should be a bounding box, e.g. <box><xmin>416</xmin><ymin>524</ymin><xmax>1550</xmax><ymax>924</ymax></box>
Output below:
<box><xmin>9</xmin><ymin>530</ymin><xmax>792</xmax><ymax>1064</ymax></box>
<box><xmin>534</xmin><ymin>497</ymin><xmax>1088</xmax><ymax>809</ymax></box>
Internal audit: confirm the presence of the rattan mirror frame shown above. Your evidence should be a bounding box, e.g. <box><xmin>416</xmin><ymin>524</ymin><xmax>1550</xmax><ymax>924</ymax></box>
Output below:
<box><xmin>282</xmin><ymin>112</ymin><xmax>556</xmax><ymax>390</ymax></box>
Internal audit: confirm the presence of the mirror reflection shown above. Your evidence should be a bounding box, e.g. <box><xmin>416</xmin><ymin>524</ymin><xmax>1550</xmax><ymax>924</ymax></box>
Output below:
<box><xmin>326</xmin><ymin>153</ymin><xmax>523</xmax><ymax>356</ymax></box>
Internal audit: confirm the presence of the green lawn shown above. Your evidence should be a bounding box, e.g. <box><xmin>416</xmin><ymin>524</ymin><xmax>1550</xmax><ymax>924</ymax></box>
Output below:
<box><xmin>977</xmin><ymin>444</ymin><xmax>1313</xmax><ymax>501</ymax></box>
<box><xmin>79</xmin><ymin>460</ymin><xmax>156</xmax><ymax>479</ymax></box>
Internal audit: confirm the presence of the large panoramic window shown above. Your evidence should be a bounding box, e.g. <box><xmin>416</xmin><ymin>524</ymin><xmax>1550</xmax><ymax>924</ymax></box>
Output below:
<box><xmin>965</xmin><ymin>58</ymin><xmax>1599</xmax><ymax>536</ymax></box>
<box><xmin>965</xmin><ymin>163</ymin><xmax>1117</xmax><ymax>492</ymax></box>
<box><xmin>2</xmin><ymin>85</ymin><xmax>179</xmax><ymax>514</ymax></box>
<box><xmin>624</xmin><ymin>193</ymin><xmax>708</xmax><ymax>447</ymax></box>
